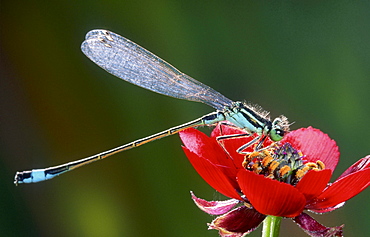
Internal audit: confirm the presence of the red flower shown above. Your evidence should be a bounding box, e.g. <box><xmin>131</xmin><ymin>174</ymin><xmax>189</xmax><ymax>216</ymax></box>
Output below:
<box><xmin>179</xmin><ymin>125</ymin><xmax>370</xmax><ymax>237</ymax></box>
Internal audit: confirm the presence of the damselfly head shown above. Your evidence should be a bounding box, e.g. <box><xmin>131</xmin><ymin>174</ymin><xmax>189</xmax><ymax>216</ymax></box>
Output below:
<box><xmin>270</xmin><ymin>116</ymin><xmax>290</xmax><ymax>141</ymax></box>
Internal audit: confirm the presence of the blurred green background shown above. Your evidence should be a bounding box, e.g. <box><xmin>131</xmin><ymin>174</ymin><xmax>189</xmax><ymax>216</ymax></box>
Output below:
<box><xmin>1</xmin><ymin>1</ymin><xmax>369</xmax><ymax>236</ymax></box>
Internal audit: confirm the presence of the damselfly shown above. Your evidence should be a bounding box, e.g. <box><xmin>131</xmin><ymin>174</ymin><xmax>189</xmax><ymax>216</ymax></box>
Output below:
<box><xmin>14</xmin><ymin>29</ymin><xmax>289</xmax><ymax>184</ymax></box>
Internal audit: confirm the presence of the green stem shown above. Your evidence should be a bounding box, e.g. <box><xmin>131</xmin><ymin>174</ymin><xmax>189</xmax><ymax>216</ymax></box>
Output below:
<box><xmin>262</xmin><ymin>215</ymin><xmax>282</xmax><ymax>237</ymax></box>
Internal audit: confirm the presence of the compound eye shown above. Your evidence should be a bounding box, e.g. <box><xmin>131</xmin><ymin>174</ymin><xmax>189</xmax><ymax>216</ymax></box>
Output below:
<box><xmin>270</xmin><ymin>129</ymin><xmax>285</xmax><ymax>141</ymax></box>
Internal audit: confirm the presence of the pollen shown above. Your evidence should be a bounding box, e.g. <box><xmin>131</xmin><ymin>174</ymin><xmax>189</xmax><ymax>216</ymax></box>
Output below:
<box><xmin>305</xmin><ymin>162</ymin><xmax>318</xmax><ymax>169</ymax></box>
<box><xmin>295</xmin><ymin>169</ymin><xmax>305</xmax><ymax>179</ymax></box>
<box><xmin>242</xmin><ymin>151</ymin><xmax>260</xmax><ymax>167</ymax></box>
<box><xmin>301</xmin><ymin>166</ymin><xmax>310</xmax><ymax>173</ymax></box>
<box><xmin>316</xmin><ymin>160</ymin><xmax>325</xmax><ymax>170</ymax></box>
<box><xmin>251</xmin><ymin>163</ymin><xmax>262</xmax><ymax>174</ymax></box>
<box><xmin>244</xmin><ymin>202</ymin><xmax>252</xmax><ymax>208</ymax></box>
<box><xmin>303</xmin><ymin>161</ymin><xmax>325</xmax><ymax>171</ymax></box>
<box><xmin>268</xmin><ymin>160</ymin><xmax>280</xmax><ymax>173</ymax></box>
<box><xmin>279</xmin><ymin>165</ymin><xmax>291</xmax><ymax>176</ymax></box>
<box><xmin>262</xmin><ymin>155</ymin><xmax>274</xmax><ymax>167</ymax></box>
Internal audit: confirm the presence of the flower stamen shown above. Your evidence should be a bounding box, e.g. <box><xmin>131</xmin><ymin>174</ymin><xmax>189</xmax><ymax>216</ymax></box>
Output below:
<box><xmin>279</xmin><ymin>165</ymin><xmax>291</xmax><ymax>176</ymax></box>
<box><xmin>242</xmin><ymin>143</ymin><xmax>326</xmax><ymax>185</ymax></box>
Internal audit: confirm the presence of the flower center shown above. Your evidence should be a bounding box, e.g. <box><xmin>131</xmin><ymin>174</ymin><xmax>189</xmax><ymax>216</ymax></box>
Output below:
<box><xmin>242</xmin><ymin>143</ymin><xmax>325</xmax><ymax>185</ymax></box>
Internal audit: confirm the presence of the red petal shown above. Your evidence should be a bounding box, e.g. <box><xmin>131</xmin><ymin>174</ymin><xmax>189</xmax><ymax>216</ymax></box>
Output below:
<box><xmin>211</xmin><ymin>124</ymin><xmax>255</xmax><ymax>169</ymax></box>
<box><xmin>179</xmin><ymin>128</ymin><xmax>239</xmax><ymax>180</ymax></box>
<box><xmin>211</xmin><ymin>124</ymin><xmax>274</xmax><ymax>169</ymax></box>
<box><xmin>180</xmin><ymin>128</ymin><xmax>225</xmax><ymax>160</ymax></box>
<box><xmin>209</xmin><ymin>205</ymin><xmax>265</xmax><ymax>237</ymax></box>
<box><xmin>211</xmin><ymin>123</ymin><xmax>245</xmax><ymax>138</ymax></box>
<box><xmin>211</xmin><ymin>124</ymin><xmax>273</xmax><ymax>148</ymax></box>
<box><xmin>293</xmin><ymin>213</ymin><xmax>344</xmax><ymax>237</ymax></box>
<box><xmin>191</xmin><ymin>191</ymin><xmax>240</xmax><ymax>215</ymax></box>
<box><xmin>295</xmin><ymin>169</ymin><xmax>332</xmax><ymax>201</ymax></box>
<box><xmin>282</xmin><ymin>127</ymin><xmax>339</xmax><ymax>172</ymax></box>
<box><xmin>338</xmin><ymin>155</ymin><xmax>370</xmax><ymax>179</ymax></box>
<box><xmin>306</xmin><ymin>168</ymin><xmax>370</xmax><ymax>210</ymax></box>
<box><xmin>237</xmin><ymin>170</ymin><xmax>306</xmax><ymax>217</ymax></box>
<box><xmin>308</xmin><ymin>202</ymin><xmax>345</xmax><ymax>214</ymax></box>
<box><xmin>182</xmin><ymin>147</ymin><xmax>242</xmax><ymax>200</ymax></box>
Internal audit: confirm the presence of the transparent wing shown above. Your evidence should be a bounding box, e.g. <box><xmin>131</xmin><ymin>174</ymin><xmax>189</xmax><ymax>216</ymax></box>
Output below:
<box><xmin>81</xmin><ymin>29</ymin><xmax>233</xmax><ymax>110</ymax></box>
